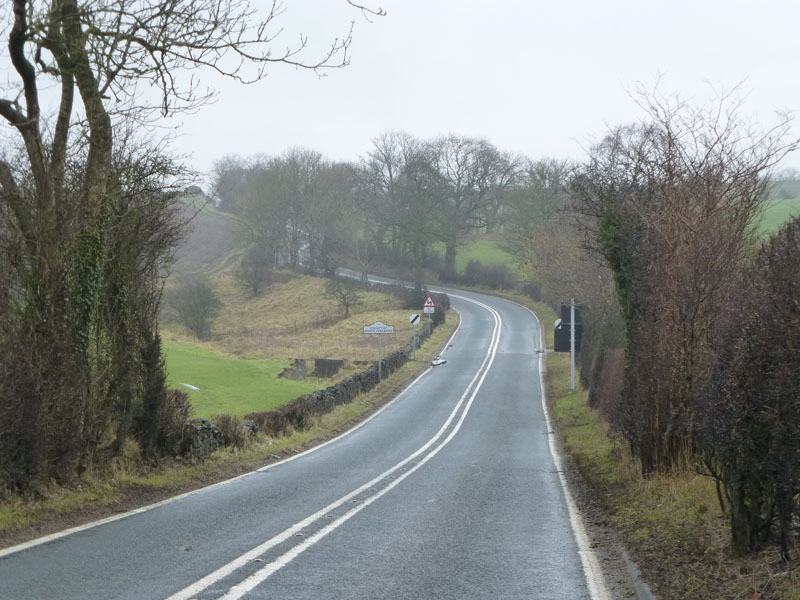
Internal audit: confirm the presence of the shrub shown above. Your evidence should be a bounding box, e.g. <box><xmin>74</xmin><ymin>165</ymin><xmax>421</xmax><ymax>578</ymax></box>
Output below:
<box><xmin>324</xmin><ymin>277</ymin><xmax>361</xmax><ymax>318</ymax></box>
<box><xmin>484</xmin><ymin>263</ymin><xmax>518</xmax><ymax>289</ymax></box>
<box><xmin>137</xmin><ymin>388</ymin><xmax>192</xmax><ymax>459</ymax></box>
<box><xmin>520</xmin><ymin>280</ymin><xmax>542</xmax><ymax>301</ymax></box>
<box><xmin>702</xmin><ymin>217</ymin><xmax>800</xmax><ymax>558</ymax></box>
<box><xmin>463</xmin><ymin>259</ymin><xmax>484</xmax><ymax>286</ymax></box>
<box><xmin>240</xmin><ymin>247</ymin><xmax>275</xmax><ymax>297</ymax></box>
<box><xmin>169</xmin><ymin>274</ymin><xmax>222</xmax><ymax>339</ymax></box>
<box><xmin>245</xmin><ymin>410</ymin><xmax>289</xmax><ymax>438</ymax></box>
<box><xmin>461</xmin><ymin>260</ymin><xmax>518</xmax><ymax>289</ymax></box>
<box><xmin>211</xmin><ymin>414</ymin><xmax>248</xmax><ymax>451</ymax></box>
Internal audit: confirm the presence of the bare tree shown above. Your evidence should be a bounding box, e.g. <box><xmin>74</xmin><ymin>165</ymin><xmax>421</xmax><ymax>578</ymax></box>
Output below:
<box><xmin>503</xmin><ymin>158</ymin><xmax>574</xmax><ymax>235</ymax></box>
<box><xmin>325</xmin><ymin>277</ymin><xmax>361</xmax><ymax>318</ymax></box>
<box><xmin>0</xmin><ymin>0</ymin><xmax>381</xmax><ymax>488</ymax></box>
<box><xmin>211</xmin><ymin>154</ymin><xmax>253</xmax><ymax>213</ymax></box>
<box><xmin>574</xmin><ymin>89</ymin><xmax>797</xmax><ymax>473</ymax></box>
<box><xmin>308</xmin><ymin>161</ymin><xmax>359</xmax><ymax>275</ymax></box>
<box><xmin>431</xmin><ymin>135</ymin><xmax>518</xmax><ymax>280</ymax></box>
<box><xmin>362</xmin><ymin>131</ymin><xmax>414</xmax><ymax>257</ymax></box>
<box><xmin>240</xmin><ymin>245</ymin><xmax>274</xmax><ymax>297</ymax></box>
<box><xmin>237</xmin><ymin>148</ymin><xmax>342</xmax><ymax>272</ymax></box>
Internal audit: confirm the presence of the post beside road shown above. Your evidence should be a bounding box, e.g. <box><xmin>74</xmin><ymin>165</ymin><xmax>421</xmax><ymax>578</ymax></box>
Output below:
<box><xmin>570</xmin><ymin>298</ymin><xmax>575</xmax><ymax>390</ymax></box>
<box><xmin>363</xmin><ymin>321</ymin><xmax>395</xmax><ymax>380</ymax></box>
<box><xmin>409</xmin><ymin>313</ymin><xmax>420</xmax><ymax>360</ymax></box>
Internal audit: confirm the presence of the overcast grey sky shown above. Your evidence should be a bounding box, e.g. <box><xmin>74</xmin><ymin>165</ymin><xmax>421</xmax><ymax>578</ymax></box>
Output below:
<box><xmin>164</xmin><ymin>0</ymin><xmax>800</xmax><ymax>179</ymax></box>
<box><xmin>160</xmin><ymin>1</ymin><xmax>800</xmax><ymax>178</ymax></box>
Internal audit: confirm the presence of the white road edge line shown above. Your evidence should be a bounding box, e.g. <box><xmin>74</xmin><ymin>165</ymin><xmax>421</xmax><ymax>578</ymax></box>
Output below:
<box><xmin>166</xmin><ymin>298</ymin><xmax>500</xmax><ymax>600</ymax></box>
<box><xmin>0</xmin><ymin>309</ymin><xmax>465</xmax><ymax>561</ymax></box>
<box><xmin>528</xmin><ymin>305</ymin><xmax>612</xmax><ymax>600</ymax></box>
<box><xmin>218</xmin><ymin>302</ymin><xmax>502</xmax><ymax>599</ymax></box>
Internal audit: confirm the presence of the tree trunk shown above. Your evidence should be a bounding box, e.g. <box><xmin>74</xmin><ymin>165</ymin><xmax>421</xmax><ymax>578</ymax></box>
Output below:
<box><xmin>443</xmin><ymin>239</ymin><xmax>457</xmax><ymax>281</ymax></box>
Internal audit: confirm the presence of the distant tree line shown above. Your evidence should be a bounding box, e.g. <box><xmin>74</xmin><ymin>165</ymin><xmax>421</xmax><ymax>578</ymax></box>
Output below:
<box><xmin>211</xmin><ymin>134</ymin><xmax>573</xmax><ymax>294</ymax></box>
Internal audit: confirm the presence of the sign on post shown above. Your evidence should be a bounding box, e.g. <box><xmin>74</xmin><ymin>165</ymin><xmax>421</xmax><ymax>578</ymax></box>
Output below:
<box><xmin>364</xmin><ymin>321</ymin><xmax>394</xmax><ymax>380</ymax></box>
<box><xmin>363</xmin><ymin>321</ymin><xmax>395</xmax><ymax>334</ymax></box>
<box><xmin>553</xmin><ymin>300</ymin><xmax>582</xmax><ymax>391</ymax></box>
<box><xmin>423</xmin><ymin>295</ymin><xmax>435</xmax><ymax>314</ymax></box>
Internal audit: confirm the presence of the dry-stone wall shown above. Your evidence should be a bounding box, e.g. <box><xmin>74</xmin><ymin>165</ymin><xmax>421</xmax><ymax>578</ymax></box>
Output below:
<box><xmin>245</xmin><ymin>296</ymin><xmax>447</xmax><ymax>438</ymax></box>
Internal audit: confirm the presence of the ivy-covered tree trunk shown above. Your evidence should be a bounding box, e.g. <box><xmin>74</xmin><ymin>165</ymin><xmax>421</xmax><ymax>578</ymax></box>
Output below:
<box><xmin>0</xmin><ymin>0</ymin><xmax>375</xmax><ymax>490</ymax></box>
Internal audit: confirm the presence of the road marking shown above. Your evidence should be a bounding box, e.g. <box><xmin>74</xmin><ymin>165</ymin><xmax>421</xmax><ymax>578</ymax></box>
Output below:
<box><xmin>528</xmin><ymin>306</ymin><xmax>612</xmax><ymax>600</ymax></box>
<box><xmin>167</xmin><ymin>298</ymin><xmax>502</xmax><ymax>600</ymax></box>
<box><xmin>0</xmin><ymin>307</ymin><xmax>465</xmax><ymax>562</ymax></box>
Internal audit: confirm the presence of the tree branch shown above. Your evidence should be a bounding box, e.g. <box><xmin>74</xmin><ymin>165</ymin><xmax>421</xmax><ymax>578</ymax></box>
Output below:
<box><xmin>0</xmin><ymin>159</ymin><xmax>35</xmax><ymax>249</ymax></box>
<box><xmin>9</xmin><ymin>0</ymin><xmax>40</xmax><ymax>124</ymax></box>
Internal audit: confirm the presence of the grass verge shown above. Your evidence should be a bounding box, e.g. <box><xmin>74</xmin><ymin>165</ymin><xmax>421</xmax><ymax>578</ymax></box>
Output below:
<box><xmin>0</xmin><ymin>311</ymin><xmax>458</xmax><ymax>548</ymax></box>
<box><xmin>539</xmin><ymin>308</ymin><xmax>800</xmax><ymax>599</ymax></box>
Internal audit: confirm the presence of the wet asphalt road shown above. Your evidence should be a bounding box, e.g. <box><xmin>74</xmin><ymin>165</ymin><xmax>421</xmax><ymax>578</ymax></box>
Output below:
<box><xmin>0</xmin><ymin>288</ymin><xmax>592</xmax><ymax>599</ymax></box>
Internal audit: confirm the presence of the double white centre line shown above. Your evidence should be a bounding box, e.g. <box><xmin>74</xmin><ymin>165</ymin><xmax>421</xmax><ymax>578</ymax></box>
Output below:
<box><xmin>167</xmin><ymin>297</ymin><xmax>502</xmax><ymax>600</ymax></box>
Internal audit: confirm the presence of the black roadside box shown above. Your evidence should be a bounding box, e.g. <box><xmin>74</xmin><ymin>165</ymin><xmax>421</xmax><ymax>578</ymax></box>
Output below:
<box><xmin>554</xmin><ymin>305</ymin><xmax>582</xmax><ymax>352</ymax></box>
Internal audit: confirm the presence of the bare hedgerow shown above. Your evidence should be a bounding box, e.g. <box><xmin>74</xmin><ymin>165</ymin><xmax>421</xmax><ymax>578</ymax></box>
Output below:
<box><xmin>703</xmin><ymin>216</ymin><xmax>800</xmax><ymax>559</ymax></box>
<box><xmin>573</xmin><ymin>87</ymin><xmax>798</xmax><ymax>474</ymax></box>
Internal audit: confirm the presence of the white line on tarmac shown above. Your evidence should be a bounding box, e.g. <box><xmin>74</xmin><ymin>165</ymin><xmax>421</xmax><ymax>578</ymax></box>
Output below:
<box><xmin>167</xmin><ymin>298</ymin><xmax>501</xmax><ymax>600</ymax></box>
<box><xmin>528</xmin><ymin>306</ymin><xmax>612</xmax><ymax>600</ymax></box>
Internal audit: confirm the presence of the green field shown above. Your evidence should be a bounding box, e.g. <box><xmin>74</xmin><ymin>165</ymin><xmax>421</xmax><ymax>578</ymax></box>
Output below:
<box><xmin>447</xmin><ymin>237</ymin><xmax>520</xmax><ymax>274</ymax></box>
<box><xmin>163</xmin><ymin>340</ymin><xmax>318</xmax><ymax>419</ymax></box>
<box><xmin>759</xmin><ymin>197</ymin><xmax>800</xmax><ymax>235</ymax></box>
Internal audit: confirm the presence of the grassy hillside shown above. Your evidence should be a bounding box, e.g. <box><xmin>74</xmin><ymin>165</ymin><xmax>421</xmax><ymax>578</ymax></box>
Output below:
<box><xmin>172</xmin><ymin>194</ymin><xmax>244</xmax><ymax>275</ymax></box>
<box><xmin>164</xmin><ymin>208</ymin><xmax>433</xmax><ymax>418</ymax></box>
<box><xmin>162</xmin><ymin>193</ymin><xmax>442</xmax><ymax>419</ymax></box>
<box><xmin>173</xmin><ymin>269</ymin><xmax>420</xmax><ymax>361</ymax></box>
<box><xmin>162</xmin><ymin>267</ymin><xmax>427</xmax><ymax>417</ymax></box>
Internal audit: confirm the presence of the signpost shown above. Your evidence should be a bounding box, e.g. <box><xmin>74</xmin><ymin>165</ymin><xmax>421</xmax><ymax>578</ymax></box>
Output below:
<box><xmin>569</xmin><ymin>298</ymin><xmax>576</xmax><ymax>390</ymax></box>
<box><xmin>423</xmin><ymin>295</ymin><xmax>435</xmax><ymax>335</ymax></box>
<box><xmin>364</xmin><ymin>321</ymin><xmax>394</xmax><ymax>380</ymax></box>
<box><xmin>409</xmin><ymin>313</ymin><xmax>420</xmax><ymax>360</ymax></box>
<box><xmin>553</xmin><ymin>300</ymin><xmax>581</xmax><ymax>391</ymax></box>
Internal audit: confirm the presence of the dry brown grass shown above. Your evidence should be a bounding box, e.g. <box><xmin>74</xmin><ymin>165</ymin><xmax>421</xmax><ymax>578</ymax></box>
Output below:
<box><xmin>164</xmin><ymin>270</ymin><xmax>425</xmax><ymax>363</ymax></box>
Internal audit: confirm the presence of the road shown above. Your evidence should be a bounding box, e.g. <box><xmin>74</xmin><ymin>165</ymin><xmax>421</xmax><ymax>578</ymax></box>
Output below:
<box><xmin>0</xmin><ymin>288</ymin><xmax>607</xmax><ymax>599</ymax></box>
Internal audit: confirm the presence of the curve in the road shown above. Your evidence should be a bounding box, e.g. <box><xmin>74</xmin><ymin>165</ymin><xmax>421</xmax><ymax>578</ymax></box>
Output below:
<box><xmin>0</xmin><ymin>284</ymin><xmax>614</xmax><ymax>600</ymax></box>
<box><xmin>168</xmin><ymin>296</ymin><xmax>502</xmax><ymax>599</ymax></box>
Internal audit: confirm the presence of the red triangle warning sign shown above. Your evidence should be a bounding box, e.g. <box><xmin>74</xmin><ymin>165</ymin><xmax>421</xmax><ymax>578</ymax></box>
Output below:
<box><xmin>423</xmin><ymin>296</ymin><xmax>435</xmax><ymax>308</ymax></box>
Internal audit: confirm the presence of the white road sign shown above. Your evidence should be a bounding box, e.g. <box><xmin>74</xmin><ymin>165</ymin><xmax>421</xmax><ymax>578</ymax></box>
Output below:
<box><xmin>364</xmin><ymin>321</ymin><xmax>395</xmax><ymax>334</ymax></box>
<box><xmin>409</xmin><ymin>313</ymin><xmax>420</xmax><ymax>325</ymax></box>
